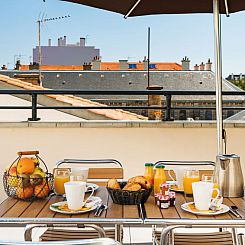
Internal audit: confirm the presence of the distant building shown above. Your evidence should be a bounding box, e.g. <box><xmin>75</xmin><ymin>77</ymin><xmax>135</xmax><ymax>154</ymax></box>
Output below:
<box><xmin>226</xmin><ymin>73</ymin><xmax>245</xmax><ymax>81</ymax></box>
<box><xmin>33</xmin><ymin>36</ymin><xmax>100</xmax><ymax>66</ymax></box>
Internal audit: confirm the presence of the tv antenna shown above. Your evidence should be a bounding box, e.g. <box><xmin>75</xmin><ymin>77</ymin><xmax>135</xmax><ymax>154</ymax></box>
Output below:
<box><xmin>37</xmin><ymin>14</ymin><xmax>71</xmax><ymax>85</ymax></box>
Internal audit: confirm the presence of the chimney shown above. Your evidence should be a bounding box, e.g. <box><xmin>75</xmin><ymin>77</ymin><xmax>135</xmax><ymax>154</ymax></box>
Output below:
<box><xmin>80</xmin><ymin>37</ymin><xmax>85</xmax><ymax>47</ymax></box>
<box><xmin>194</xmin><ymin>64</ymin><xmax>199</xmax><ymax>71</ymax></box>
<box><xmin>83</xmin><ymin>62</ymin><xmax>92</xmax><ymax>70</ymax></box>
<box><xmin>58</xmin><ymin>38</ymin><xmax>61</xmax><ymax>46</ymax></box>
<box><xmin>199</xmin><ymin>62</ymin><xmax>205</xmax><ymax>71</ymax></box>
<box><xmin>119</xmin><ymin>59</ymin><xmax>128</xmax><ymax>70</ymax></box>
<box><xmin>240</xmin><ymin>73</ymin><xmax>243</xmax><ymax>80</ymax></box>
<box><xmin>181</xmin><ymin>56</ymin><xmax>190</xmax><ymax>71</ymax></box>
<box><xmin>48</xmin><ymin>38</ymin><xmax>52</xmax><ymax>46</ymax></box>
<box><xmin>143</xmin><ymin>56</ymin><xmax>148</xmax><ymax>70</ymax></box>
<box><xmin>92</xmin><ymin>56</ymin><xmax>101</xmax><ymax>70</ymax></box>
<box><xmin>206</xmin><ymin>58</ymin><xmax>212</xmax><ymax>71</ymax></box>
<box><xmin>63</xmin><ymin>36</ymin><xmax>67</xmax><ymax>46</ymax></box>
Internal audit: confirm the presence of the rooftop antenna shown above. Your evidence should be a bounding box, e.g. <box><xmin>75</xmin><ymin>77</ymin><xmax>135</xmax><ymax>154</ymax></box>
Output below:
<box><xmin>37</xmin><ymin>14</ymin><xmax>71</xmax><ymax>86</ymax></box>
<box><xmin>147</xmin><ymin>27</ymin><xmax>151</xmax><ymax>88</ymax></box>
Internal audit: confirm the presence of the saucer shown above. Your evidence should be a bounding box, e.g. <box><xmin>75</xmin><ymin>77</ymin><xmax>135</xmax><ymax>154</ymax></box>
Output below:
<box><xmin>50</xmin><ymin>196</ymin><xmax>101</xmax><ymax>214</ymax></box>
<box><xmin>181</xmin><ymin>202</ymin><xmax>229</xmax><ymax>216</ymax></box>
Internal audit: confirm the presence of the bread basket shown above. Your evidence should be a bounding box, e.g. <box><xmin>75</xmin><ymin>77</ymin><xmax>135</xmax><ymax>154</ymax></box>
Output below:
<box><xmin>107</xmin><ymin>182</ymin><xmax>152</xmax><ymax>205</ymax></box>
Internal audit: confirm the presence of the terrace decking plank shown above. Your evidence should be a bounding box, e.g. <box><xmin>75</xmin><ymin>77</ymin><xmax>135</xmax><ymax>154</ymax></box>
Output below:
<box><xmin>2</xmin><ymin>200</ymin><xmax>31</xmax><ymax>217</ymax></box>
<box><xmin>0</xmin><ymin>198</ymin><xmax>18</xmax><ymax>217</ymax></box>
<box><xmin>144</xmin><ymin>195</ymin><xmax>163</xmax><ymax>218</ymax></box>
<box><xmin>161</xmin><ymin>206</ymin><xmax>179</xmax><ymax>219</ymax></box>
<box><xmin>20</xmin><ymin>199</ymin><xmax>50</xmax><ymax>218</ymax></box>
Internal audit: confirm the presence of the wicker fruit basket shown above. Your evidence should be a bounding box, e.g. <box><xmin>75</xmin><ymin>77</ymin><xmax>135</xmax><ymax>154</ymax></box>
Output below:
<box><xmin>3</xmin><ymin>151</ymin><xmax>54</xmax><ymax>201</ymax></box>
<box><xmin>107</xmin><ymin>182</ymin><xmax>152</xmax><ymax>205</ymax></box>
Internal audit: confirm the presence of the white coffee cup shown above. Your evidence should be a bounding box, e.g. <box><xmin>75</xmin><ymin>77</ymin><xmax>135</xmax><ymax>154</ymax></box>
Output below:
<box><xmin>64</xmin><ymin>181</ymin><xmax>94</xmax><ymax>210</ymax></box>
<box><xmin>192</xmin><ymin>181</ymin><xmax>220</xmax><ymax>211</ymax></box>
<box><xmin>71</xmin><ymin>167</ymin><xmax>89</xmax><ymax>182</ymax></box>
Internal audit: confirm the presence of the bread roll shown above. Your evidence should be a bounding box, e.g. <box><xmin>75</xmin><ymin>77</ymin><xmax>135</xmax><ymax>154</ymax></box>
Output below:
<box><xmin>128</xmin><ymin>176</ymin><xmax>150</xmax><ymax>189</ymax></box>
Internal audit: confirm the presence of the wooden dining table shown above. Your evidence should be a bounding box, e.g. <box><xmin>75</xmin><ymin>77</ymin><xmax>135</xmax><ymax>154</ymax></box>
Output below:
<box><xmin>0</xmin><ymin>186</ymin><xmax>142</xmax><ymax>242</ymax></box>
<box><xmin>143</xmin><ymin>192</ymin><xmax>245</xmax><ymax>245</ymax></box>
<box><xmin>0</xmin><ymin>187</ymin><xmax>245</xmax><ymax>244</ymax></box>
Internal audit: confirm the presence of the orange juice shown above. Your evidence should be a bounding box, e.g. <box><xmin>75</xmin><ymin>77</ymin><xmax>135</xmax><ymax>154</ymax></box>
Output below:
<box><xmin>212</xmin><ymin>183</ymin><xmax>219</xmax><ymax>198</ymax></box>
<box><xmin>154</xmin><ymin>165</ymin><xmax>166</xmax><ymax>194</ymax></box>
<box><xmin>54</xmin><ymin>175</ymin><xmax>70</xmax><ymax>195</ymax></box>
<box><xmin>183</xmin><ymin>176</ymin><xmax>200</xmax><ymax>195</ymax></box>
<box><xmin>144</xmin><ymin>163</ymin><xmax>154</xmax><ymax>185</ymax></box>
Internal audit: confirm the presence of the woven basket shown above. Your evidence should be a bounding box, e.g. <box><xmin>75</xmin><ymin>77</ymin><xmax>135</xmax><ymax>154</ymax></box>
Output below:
<box><xmin>3</xmin><ymin>151</ymin><xmax>54</xmax><ymax>201</ymax></box>
<box><xmin>107</xmin><ymin>182</ymin><xmax>152</xmax><ymax>205</ymax></box>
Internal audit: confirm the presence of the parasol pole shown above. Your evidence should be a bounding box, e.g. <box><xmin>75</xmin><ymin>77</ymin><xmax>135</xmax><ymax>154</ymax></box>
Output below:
<box><xmin>213</xmin><ymin>0</ymin><xmax>223</xmax><ymax>155</ymax></box>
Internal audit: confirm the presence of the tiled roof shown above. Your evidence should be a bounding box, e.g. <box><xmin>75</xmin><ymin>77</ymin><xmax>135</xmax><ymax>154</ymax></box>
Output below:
<box><xmin>0</xmin><ymin>74</ymin><xmax>147</xmax><ymax>120</ymax></box>
<box><xmin>18</xmin><ymin>62</ymin><xmax>182</xmax><ymax>71</ymax></box>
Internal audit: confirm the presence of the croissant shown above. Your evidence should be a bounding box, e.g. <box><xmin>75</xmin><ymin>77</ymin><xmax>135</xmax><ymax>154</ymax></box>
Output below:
<box><xmin>122</xmin><ymin>183</ymin><xmax>141</xmax><ymax>191</ymax></box>
<box><xmin>107</xmin><ymin>178</ymin><xmax>121</xmax><ymax>190</ymax></box>
<box><xmin>128</xmin><ymin>176</ymin><xmax>151</xmax><ymax>189</ymax></box>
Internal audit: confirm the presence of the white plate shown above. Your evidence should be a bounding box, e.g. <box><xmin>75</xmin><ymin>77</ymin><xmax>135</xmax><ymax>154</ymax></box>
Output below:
<box><xmin>86</xmin><ymin>183</ymin><xmax>99</xmax><ymax>192</ymax></box>
<box><xmin>50</xmin><ymin>196</ymin><xmax>101</xmax><ymax>214</ymax></box>
<box><xmin>181</xmin><ymin>202</ymin><xmax>230</xmax><ymax>216</ymax></box>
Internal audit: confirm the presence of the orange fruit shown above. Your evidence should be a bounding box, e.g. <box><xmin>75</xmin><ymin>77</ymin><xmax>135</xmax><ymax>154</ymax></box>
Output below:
<box><xmin>17</xmin><ymin>158</ymin><xmax>35</xmax><ymax>174</ymax></box>
<box><xmin>34</xmin><ymin>180</ymin><xmax>50</xmax><ymax>198</ymax></box>
<box><xmin>16</xmin><ymin>186</ymin><xmax>33</xmax><ymax>199</ymax></box>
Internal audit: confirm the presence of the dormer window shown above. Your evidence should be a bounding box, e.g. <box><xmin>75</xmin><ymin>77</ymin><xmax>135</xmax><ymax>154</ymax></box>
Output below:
<box><xmin>149</xmin><ymin>64</ymin><xmax>156</xmax><ymax>69</ymax></box>
<box><xmin>128</xmin><ymin>64</ymin><xmax>137</xmax><ymax>69</ymax></box>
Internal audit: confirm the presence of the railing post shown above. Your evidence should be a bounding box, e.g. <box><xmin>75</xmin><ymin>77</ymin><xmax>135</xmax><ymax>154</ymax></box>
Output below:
<box><xmin>28</xmin><ymin>94</ymin><xmax>40</xmax><ymax>121</ymax></box>
<box><xmin>164</xmin><ymin>94</ymin><xmax>173</xmax><ymax>121</ymax></box>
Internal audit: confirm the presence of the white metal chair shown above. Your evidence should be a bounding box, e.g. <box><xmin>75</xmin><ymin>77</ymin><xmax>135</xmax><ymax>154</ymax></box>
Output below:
<box><xmin>0</xmin><ymin>238</ymin><xmax>121</xmax><ymax>245</ymax></box>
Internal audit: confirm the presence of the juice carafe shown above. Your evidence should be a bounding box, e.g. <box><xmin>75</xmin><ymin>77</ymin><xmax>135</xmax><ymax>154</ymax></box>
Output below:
<box><xmin>154</xmin><ymin>165</ymin><xmax>166</xmax><ymax>194</ymax></box>
<box><xmin>144</xmin><ymin>163</ymin><xmax>154</xmax><ymax>185</ymax></box>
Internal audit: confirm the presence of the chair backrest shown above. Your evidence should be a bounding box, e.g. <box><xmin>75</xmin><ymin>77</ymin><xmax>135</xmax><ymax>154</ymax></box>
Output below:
<box><xmin>56</xmin><ymin>159</ymin><xmax>124</xmax><ymax>185</ymax></box>
<box><xmin>0</xmin><ymin>238</ymin><xmax>121</xmax><ymax>245</ymax></box>
<box><xmin>154</xmin><ymin>160</ymin><xmax>215</xmax><ymax>181</ymax></box>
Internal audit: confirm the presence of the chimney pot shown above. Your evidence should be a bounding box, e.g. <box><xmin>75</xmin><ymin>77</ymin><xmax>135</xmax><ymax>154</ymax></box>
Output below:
<box><xmin>194</xmin><ymin>64</ymin><xmax>199</xmax><ymax>71</ymax></box>
<box><xmin>200</xmin><ymin>62</ymin><xmax>205</xmax><ymax>71</ymax></box>
<box><xmin>181</xmin><ymin>56</ymin><xmax>190</xmax><ymax>70</ymax></box>
<box><xmin>206</xmin><ymin>58</ymin><xmax>212</xmax><ymax>71</ymax></box>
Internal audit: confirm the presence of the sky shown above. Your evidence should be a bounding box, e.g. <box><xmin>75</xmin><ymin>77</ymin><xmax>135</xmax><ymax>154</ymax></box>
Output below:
<box><xmin>0</xmin><ymin>0</ymin><xmax>245</xmax><ymax>77</ymax></box>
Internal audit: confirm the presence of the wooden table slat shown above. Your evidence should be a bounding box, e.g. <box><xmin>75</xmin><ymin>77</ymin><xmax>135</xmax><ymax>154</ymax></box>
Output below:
<box><xmin>0</xmin><ymin>198</ymin><xmax>18</xmax><ymax>217</ymax></box>
<box><xmin>37</xmin><ymin>195</ymin><xmax>64</xmax><ymax>218</ymax></box>
<box><xmin>144</xmin><ymin>195</ymin><xmax>163</xmax><ymax>219</ymax></box>
<box><xmin>20</xmin><ymin>199</ymin><xmax>50</xmax><ymax>218</ymax></box>
<box><xmin>2</xmin><ymin>200</ymin><xmax>31</xmax><ymax>218</ymax></box>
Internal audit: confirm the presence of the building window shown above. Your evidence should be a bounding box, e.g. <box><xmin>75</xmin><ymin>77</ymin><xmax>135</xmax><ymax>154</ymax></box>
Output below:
<box><xmin>128</xmin><ymin>64</ymin><xmax>137</xmax><ymax>69</ymax></box>
<box><xmin>149</xmin><ymin>64</ymin><xmax>156</xmax><ymax>69</ymax></box>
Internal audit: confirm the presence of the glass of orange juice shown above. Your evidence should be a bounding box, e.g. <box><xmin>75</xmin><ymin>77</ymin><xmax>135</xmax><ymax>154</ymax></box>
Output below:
<box><xmin>201</xmin><ymin>174</ymin><xmax>219</xmax><ymax>198</ymax></box>
<box><xmin>183</xmin><ymin>170</ymin><xmax>200</xmax><ymax>197</ymax></box>
<box><xmin>54</xmin><ymin>168</ymin><xmax>71</xmax><ymax>195</ymax></box>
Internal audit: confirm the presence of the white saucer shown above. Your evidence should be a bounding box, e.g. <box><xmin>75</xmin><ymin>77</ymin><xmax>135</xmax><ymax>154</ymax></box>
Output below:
<box><xmin>50</xmin><ymin>196</ymin><xmax>101</xmax><ymax>214</ymax></box>
<box><xmin>181</xmin><ymin>202</ymin><xmax>230</xmax><ymax>216</ymax></box>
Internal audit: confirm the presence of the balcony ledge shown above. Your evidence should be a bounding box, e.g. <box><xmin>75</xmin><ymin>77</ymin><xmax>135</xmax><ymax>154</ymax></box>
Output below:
<box><xmin>0</xmin><ymin>120</ymin><xmax>244</xmax><ymax>128</ymax></box>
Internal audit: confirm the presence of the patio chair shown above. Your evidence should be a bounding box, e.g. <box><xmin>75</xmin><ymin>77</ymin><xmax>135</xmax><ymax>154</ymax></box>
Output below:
<box><xmin>154</xmin><ymin>230</ymin><xmax>234</xmax><ymax>245</ymax></box>
<box><xmin>37</xmin><ymin>159</ymin><xmax>123</xmax><ymax>242</ymax></box>
<box><xmin>0</xmin><ymin>238</ymin><xmax>121</xmax><ymax>245</ymax></box>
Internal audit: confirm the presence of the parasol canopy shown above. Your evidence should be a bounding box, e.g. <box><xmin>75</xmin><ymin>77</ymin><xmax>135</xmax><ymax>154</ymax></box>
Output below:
<box><xmin>62</xmin><ymin>0</ymin><xmax>245</xmax><ymax>16</ymax></box>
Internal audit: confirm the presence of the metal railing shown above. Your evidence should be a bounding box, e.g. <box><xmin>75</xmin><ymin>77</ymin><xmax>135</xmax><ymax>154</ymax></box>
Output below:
<box><xmin>0</xmin><ymin>89</ymin><xmax>244</xmax><ymax>121</ymax></box>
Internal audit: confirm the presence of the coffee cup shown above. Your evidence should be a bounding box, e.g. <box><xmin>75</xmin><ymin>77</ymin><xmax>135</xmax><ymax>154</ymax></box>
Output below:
<box><xmin>64</xmin><ymin>181</ymin><xmax>94</xmax><ymax>210</ymax></box>
<box><xmin>192</xmin><ymin>181</ymin><xmax>220</xmax><ymax>211</ymax></box>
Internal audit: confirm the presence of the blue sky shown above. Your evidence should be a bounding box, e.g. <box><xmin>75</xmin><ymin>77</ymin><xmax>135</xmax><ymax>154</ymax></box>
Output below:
<box><xmin>0</xmin><ymin>0</ymin><xmax>245</xmax><ymax>76</ymax></box>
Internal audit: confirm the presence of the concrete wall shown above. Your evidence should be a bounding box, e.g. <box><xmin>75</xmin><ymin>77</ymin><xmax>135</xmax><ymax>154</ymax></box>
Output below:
<box><xmin>0</xmin><ymin>121</ymin><xmax>244</xmax><ymax>200</ymax></box>
<box><xmin>33</xmin><ymin>46</ymin><xmax>100</xmax><ymax>65</ymax></box>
